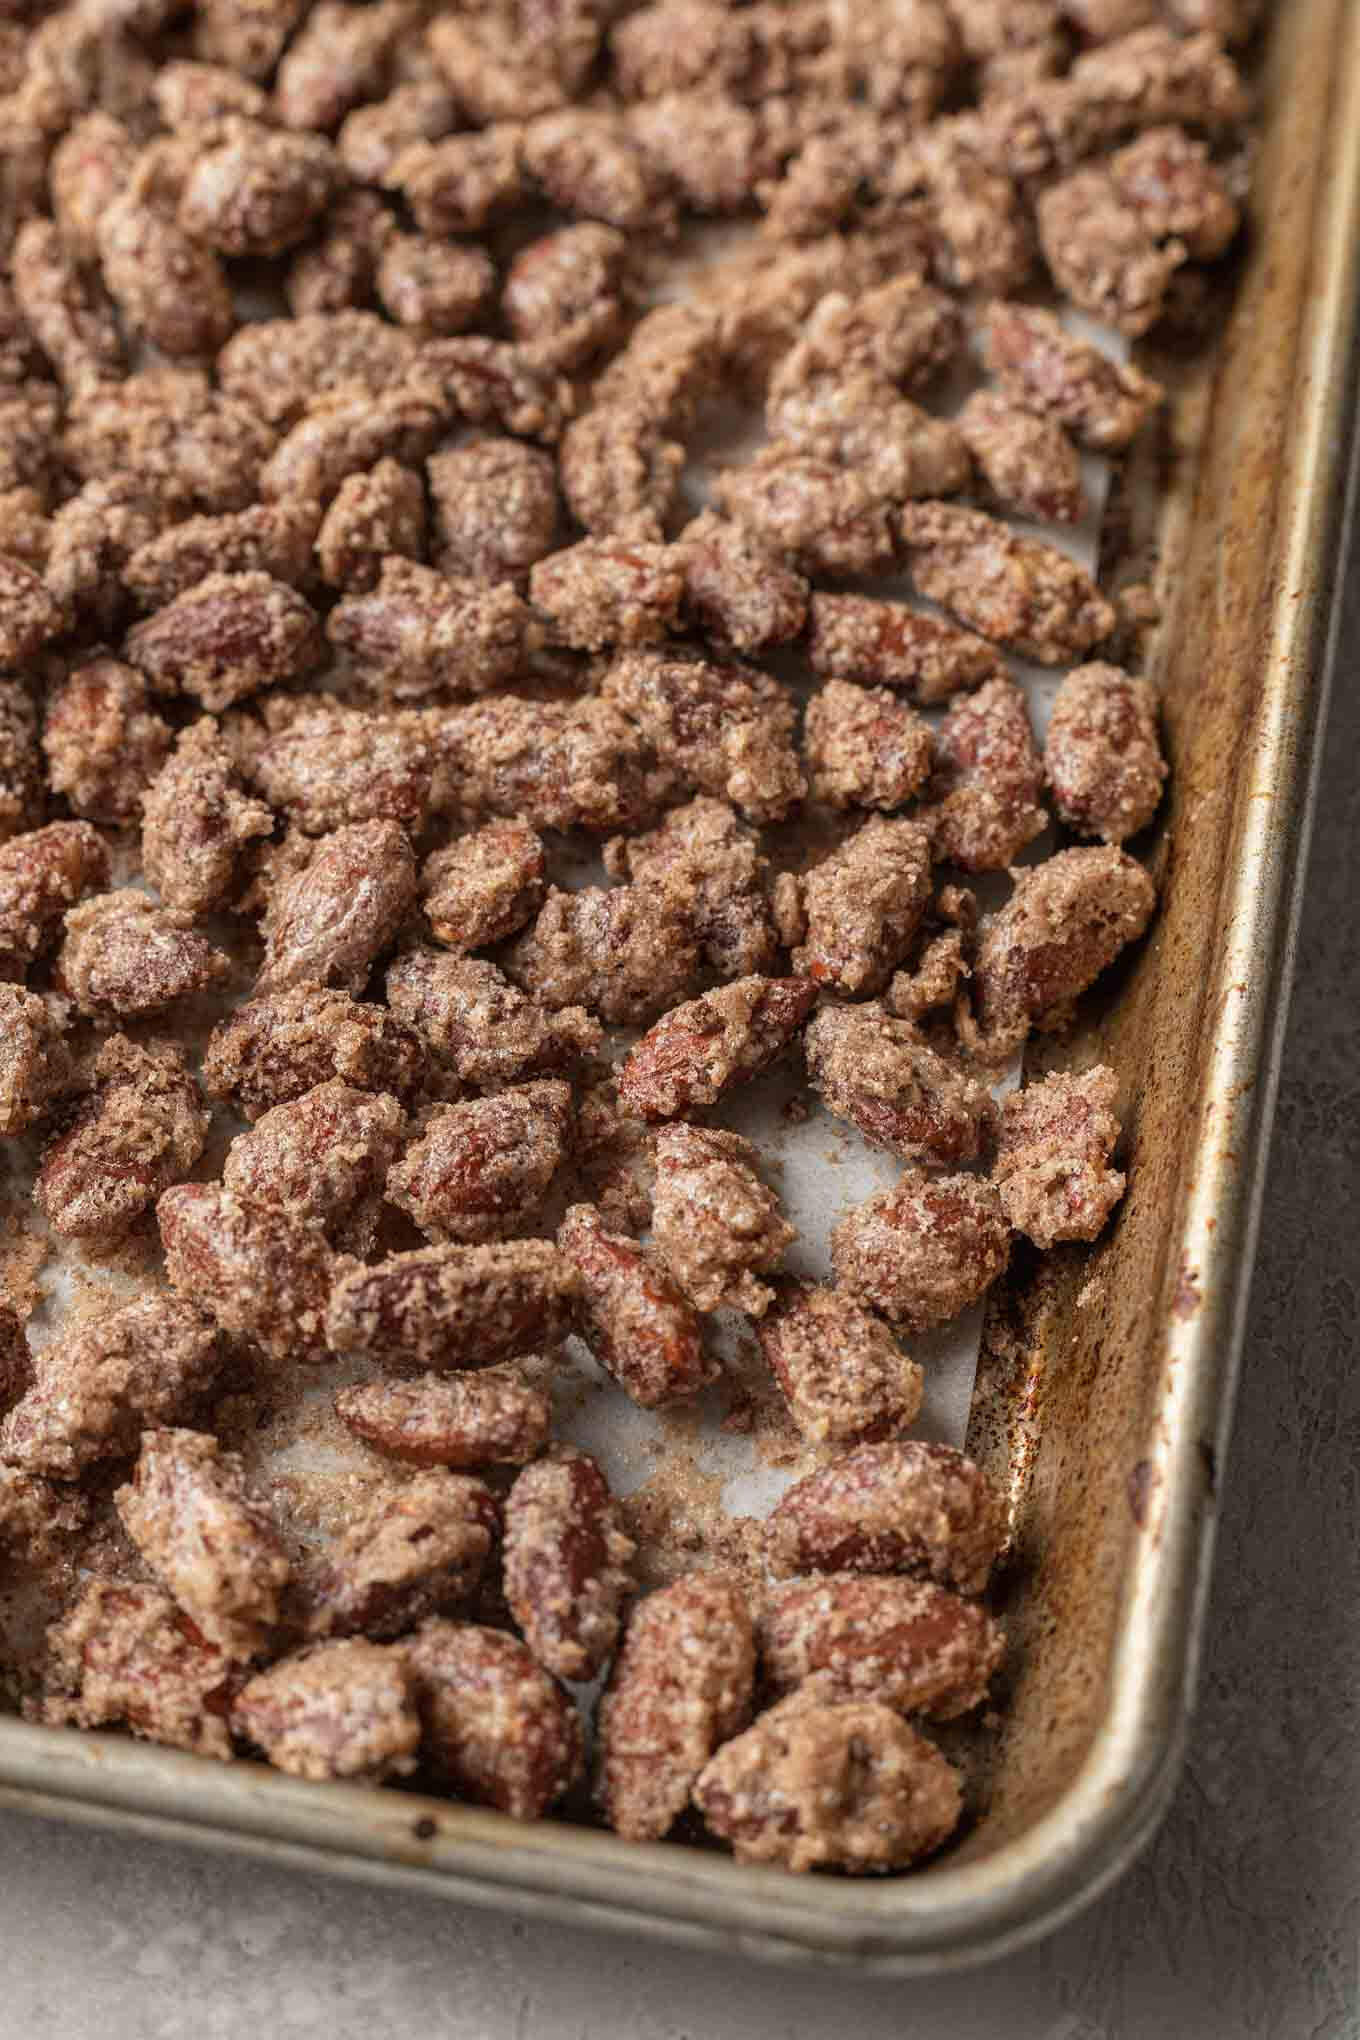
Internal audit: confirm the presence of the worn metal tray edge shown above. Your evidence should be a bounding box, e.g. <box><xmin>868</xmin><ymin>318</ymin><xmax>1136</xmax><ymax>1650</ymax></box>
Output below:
<box><xmin>1</xmin><ymin>0</ymin><xmax>1358</xmax><ymax>1972</ymax></box>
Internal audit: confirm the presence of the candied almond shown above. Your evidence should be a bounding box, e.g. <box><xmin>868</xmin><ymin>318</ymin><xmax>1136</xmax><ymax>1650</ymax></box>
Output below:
<box><xmin>246</xmin><ymin>698</ymin><xmax>431</xmax><ymax>836</ymax></box>
<box><xmin>336</xmin><ymin>1369</ymin><xmax>551</xmax><ymax>1470</ymax></box>
<box><xmin>42</xmin><ymin>658</ymin><xmax>171</xmax><ymax>826</ymax></box>
<box><xmin>315</xmin><ymin>459</ymin><xmax>426</xmax><ymax>592</ymax></box>
<box><xmin>920</xmin><ymin>674</ymin><xmax>1048</xmax><ymax>872</ymax></box>
<box><xmin>305</xmin><ymin>1471</ymin><xmax>499</xmax><ymax>1641</ymax></box>
<box><xmin>602</xmin><ymin>645</ymin><xmax>805</xmax><ymax>824</ymax></box>
<box><xmin>121</xmin><ymin>499</ymin><xmax>322</xmax><ymax>609</ymax></box>
<box><xmin>502</xmin><ymin>222</ymin><xmax>630</xmax><ymax>371</ymax></box>
<box><xmin>386</xmin><ymin>1081</ymin><xmax>574</xmax><ymax>1244</ymax></box>
<box><xmin>692</xmin><ymin>1690</ymin><xmax>962</xmax><ymax>1873</ymax></box>
<box><xmin>530</xmin><ymin>537</ymin><xmax>685</xmax><ymax>653</ymax></box>
<box><xmin>506</xmin><ymin>881</ymin><xmax>701</xmax><ymax>1029</ymax></box>
<box><xmin>255</xmin><ymin>819</ymin><xmax>417</xmax><ymax>996</ymax></box>
<box><xmin>958</xmin><ymin>389</ymin><xmax>1086</xmax><ymax>524</ymax></box>
<box><xmin>43</xmin><ymin>1580</ymin><xmax>237</xmax><ymax>1760</ymax></box>
<box><xmin>805</xmin><ymin>1001</ymin><xmax>995</xmax><ymax>1166</ymax></box>
<box><xmin>804</xmin><ymin>681</ymin><xmax>934</xmax><ymax>813</ymax></box>
<box><xmin>328</xmin><ymin>557</ymin><xmax>530</xmax><ymax>701</ymax></box>
<box><xmin>995</xmin><ymin>1063</ymin><xmax>1126</xmax><ymax>1247</ymax></box>
<box><xmin>325</xmin><ymin>1239</ymin><xmax>580</xmax><ymax>1371</ymax></box>
<box><xmin>115</xmin><ymin>1427</ymin><xmax>290</xmax><ymax>1660</ymax></box>
<box><xmin>0</xmin><ymin>1293</ymin><xmax>218</xmax><ymax>1479</ymax></box>
<box><xmin>159</xmin><ymin>1182</ymin><xmax>336</xmax><ymax>1366</ymax></box>
<box><xmin>899</xmin><ymin>502</ymin><xmax>1115</xmax><ymax>665</ymax></box>
<box><xmin>618</xmin><ymin>976</ymin><xmax>816</xmax><ymax>1124</ymax></box>
<box><xmin>766</xmin><ymin>1440</ymin><xmax>1004</xmax><ymax>1591</ymax></box>
<box><xmin>140</xmin><ymin>718</ymin><xmax>274</xmax><ymax>916</ymax></box>
<box><xmin>426</xmin><ymin>437</ymin><xmax>559</xmax><ymax>587</ymax></box>
<box><xmin>980</xmin><ymin>299</ymin><xmax>1162</xmax><ymax>452</ymax></box>
<box><xmin>1044</xmin><ymin>662</ymin><xmax>1166</xmax><ymax>842</ymax></box>
<box><xmin>233</xmin><ymin>1639</ymin><xmax>420</xmax><ymax>1783</ymax></box>
<box><xmin>0</xmin><ymin>820</ymin><xmax>110</xmax><ymax>981</ymax></box>
<box><xmin>57</xmin><ymin>891</ymin><xmax>229</xmax><ymax>1019</ymax></box>
<box><xmin>806</xmin><ymin>590</ymin><xmax>1005</xmax><ymax>705</ymax></box>
<box><xmin>386</xmin><ymin>949</ymin><xmax>601</xmax><ymax>1091</ymax></box>
<box><xmin>605</xmin><ymin>796</ymin><xmax>777</xmax><ymax>982</ymax></box>
<box><xmin>202</xmin><ymin>985</ymin><xmax>428</xmax><ymax>1120</ymax></box>
<box><xmin>674</xmin><ymin>511</ymin><xmax>809</xmax><ymax>657</ymax></box>
<box><xmin>421</xmin><ymin>820</ymin><xmax>546</xmax><ymax>954</ymax></box>
<box><xmin>503</xmin><ymin>1445</ymin><xmax>636</xmax><ymax>1682</ymax></box>
<box><xmin>598</xmin><ymin>1574</ymin><xmax>756</xmax><ymax>1842</ymax></box>
<box><xmin>757</xmin><ymin>1278</ymin><xmax>924</xmax><ymax>1447</ymax></box>
<box><xmin>968</xmin><ymin>844</ymin><xmax>1156</xmax><ymax>1060</ymax></box>
<box><xmin>760</xmin><ymin>1575</ymin><xmax>1005</xmax><ymax>1718</ymax></box>
<box><xmin>36</xmin><ymin>1035</ymin><xmax>209</xmax><ymax>1241</ymax></box>
<box><xmin>792</xmin><ymin>816</ymin><xmax>934</xmax><ymax>998</ymax></box>
<box><xmin>651</xmin><ymin>1122</ymin><xmax>793</xmax><ymax>1318</ymax></box>
<box><xmin>558</xmin><ymin>1202</ymin><xmax>715</xmax><ymax>1409</ymax></box>
<box><xmin>125</xmin><ymin>571</ymin><xmax>323</xmax><ymax>712</ymax></box>
<box><xmin>178</xmin><ymin>119</ymin><xmax>339</xmax><ymax>258</ymax></box>
<box><xmin>223</xmin><ymin>1079</ymin><xmax>406</xmax><ymax>1254</ymax></box>
<box><xmin>832</xmin><ymin>1169</ymin><xmax>1011</xmax><ymax>1333</ymax></box>
<box><xmin>403</xmin><ymin>1620</ymin><xmax>583</xmax><ymax>1818</ymax></box>
<box><xmin>0</xmin><ymin>984</ymin><xmax>70</xmax><ymax>1135</ymax></box>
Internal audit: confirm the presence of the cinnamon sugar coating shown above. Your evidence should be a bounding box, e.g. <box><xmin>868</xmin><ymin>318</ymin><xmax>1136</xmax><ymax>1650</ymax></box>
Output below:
<box><xmin>376</xmin><ymin>234</ymin><xmax>495</xmax><ymax>338</ymax></box>
<box><xmin>506</xmin><ymin>881</ymin><xmax>701</xmax><ymax>1028</ymax></box>
<box><xmin>899</xmin><ymin>502</ymin><xmax>1115</xmax><ymax>665</ymax></box>
<box><xmin>0</xmin><ymin>681</ymin><xmax>42</xmax><ymax>842</ymax></box>
<box><xmin>804</xmin><ymin>1002</ymin><xmax>995</xmax><ymax>1166</ymax></box>
<box><xmin>336</xmin><ymin>1368</ymin><xmax>551</xmax><ymax>1470</ymax></box>
<box><xmin>0</xmin><ymin>1293</ymin><xmax>219</xmax><ymax>1479</ymax></box>
<box><xmin>153</xmin><ymin>60</ymin><xmax>271</xmax><ymax>133</ymax></box>
<box><xmin>969</xmin><ymin>844</ymin><xmax>1157</xmax><ymax>1060</ymax></box>
<box><xmin>980</xmin><ymin>299</ymin><xmax>1163</xmax><ymax>453</ymax></box>
<box><xmin>757</xmin><ymin>1278</ymin><xmax>924</xmax><ymax>1447</ymax></box>
<box><xmin>602</xmin><ymin>646</ymin><xmax>805</xmax><ymax>823</ymax></box>
<box><xmin>36</xmin><ymin>1035</ymin><xmax>210</xmax><ymax>1240</ymax></box>
<box><xmin>531</xmin><ymin>537</ymin><xmax>685</xmax><ymax>653</ymax></box>
<box><xmin>326</xmin><ymin>1239</ymin><xmax>579</xmax><ymax>1371</ymax></box>
<box><xmin>115</xmin><ymin>1427</ymin><xmax>291</xmax><ymax>1660</ymax></box>
<box><xmin>178</xmin><ymin>118</ymin><xmax>340</xmax><ymax>258</ymax></box>
<box><xmin>386</xmin><ymin>1081</ymin><xmax>573</xmax><ymax>1244</ymax></box>
<box><xmin>50</xmin><ymin>111</ymin><xmax>138</xmax><ymax>263</ymax></box>
<box><xmin>328</xmin><ymin>558</ymin><xmax>531</xmax><ymax>701</ymax></box>
<box><xmin>766</xmin><ymin>1440</ymin><xmax>1004</xmax><ymax>1591</ymax></box>
<box><xmin>503</xmin><ymin>221</ymin><xmax>630</xmax><ymax>371</ymax></box>
<box><xmin>224</xmin><ymin>1079</ymin><xmax>406</xmax><ymax>1254</ymax></box>
<box><xmin>570</xmin><ymin>1071</ymin><xmax>656</xmax><ymax>1235</ymax></box>
<box><xmin>557</xmin><ymin>401</ymin><xmax>684</xmax><ymax>542</ymax></box>
<box><xmin>339</xmin><ymin>84</ymin><xmax>456</xmax><ymax>186</ymax></box>
<box><xmin>403</xmin><ymin>1620</ymin><xmax>583</xmax><ymax>1818</ymax></box>
<box><xmin>218</xmin><ymin>311</ymin><xmax>417</xmax><ymax>432</ymax></box>
<box><xmin>45</xmin><ymin>478</ymin><xmax>164</xmax><ymax>633</ymax></box>
<box><xmin>604</xmin><ymin>797</ymin><xmax>777</xmax><ymax>981</ymax></box>
<box><xmin>286</xmin><ymin>188</ymin><xmax>397</xmax><ymax>316</ymax></box>
<box><xmin>958</xmin><ymin>390</ymin><xmax>1086</xmax><ymax>524</ymax></box>
<box><xmin>693</xmin><ymin>1689</ymin><xmax>962</xmax><ymax>1873</ymax></box>
<box><xmin>0</xmin><ymin>821</ymin><xmax>110</xmax><ymax>981</ymax></box>
<box><xmin>618</xmin><ymin>976</ymin><xmax>816</xmax><ymax>1123</ymax></box>
<box><xmin>316</xmin><ymin>459</ymin><xmax>426</xmax><ymax>591</ymax></box>
<box><xmin>247</xmin><ymin>697</ymin><xmax>431</xmax><ymax>836</ymax></box>
<box><xmin>63</xmin><ymin>374</ymin><xmax>276</xmax><ymax>516</ymax></box>
<box><xmin>651</xmin><ymin>1122</ymin><xmax>793</xmax><ymax>1317</ymax></box>
<box><xmin>0</xmin><ymin>984</ymin><xmax>70</xmax><ymax>1134</ymax></box>
<box><xmin>395</xmin><ymin>128</ymin><xmax>529</xmax><ymax>238</ymax></box>
<box><xmin>921</xmin><ymin>675</ymin><xmax>1047</xmax><ymax>871</ymax></box>
<box><xmin>760</xmin><ymin>1575</ymin><xmax>1004</xmax><ymax>1717</ymax></box>
<box><xmin>43</xmin><ymin>1580</ymin><xmax>237</xmax><ymax>1760</ymax></box>
<box><xmin>806</xmin><ymin>591</ymin><xmax>1005</xmax><ymax>705</ymax></box>
<box><xmin>122</xmin><ymin>499</ymin><xmax>322</xmax><ymax>609</ymax></box>
<box><xmin>421</xmin><ymin>692</ymin><xmax>662</xmax><ymax>835</ymax></box>
<box><xmin>421</xmin><ymin>820</ymin><xmax>546</xmax><ymax>954</ymax></box>
<box><xmin>95</xmin><ymin>181</ymin><xmax>235</xmax><ymax>361</ymax></box>
<box><xmin>255</xmin><ymin>820</ymin><xmax>417</xmax><ymax>996</ymax></box>
<box><xmin>387</xmin><ymin>949</ymin><xmax>600</xmax><ymax>1092</ymax></box>
<box><xmin>140</xmin><ymin>718</ymin><xmax>275</xmax><ymax>915</ymax></box>
<box><xmin>419</xmin><ymin>337</ymin><xmax>572</xmax><ymax>445</ymax></box>
<box><xmin>0</xmin><ymin>1463</ymin><xmax>89</xmax><ymax>1569</ymax></box>
<box><xmin>233</xmin><ymin>1640</ymin><xmax>420</xmax><ymax>1782</ymax></box>
<box><xmin>0</xmin><ymin>554</ymin><xmax>65</xmax><ymax>665</ymax></box>
<box><xmin>275</xmin><ymin>0</ymin><xmax>410</xmax><ymax>133</ymax></box>
<box><xmin>598</xmin><ymin>1573</ymin><xmax>755</xmax><ymax>1842</ymax></box>
<box><xmin>428</xmin><ymin>7</ymin><xmax>600</xmax><ymax>123</ymax></box>
<box><xmin>995</xmin><ymin>1064</ymin><xmax>1125</xmax><ymax>1247</ymax></box>
<box><xmin>673</xmin><ymin>511</ymin><xmax>809</xmax><ymax>656</ymax></box>
<box><xmin>503</xmin><ymin>1445</ymin><xmax>635</xmax><ymax>1682</ymax></box>
<box><xmin>12</xmin><ymin>217</ymin><xmax>122</xmax><ymax>394</ymax></box>
<box><xmin>558</xmin><ymin>1202</ymin><xmax>715</xmax><ymax>1409</ymax></box>
<box><xmin>305</xmin><ymin>1471</ymin><xmax>499</xmax><ymax>1641</ymax></box>
<box><xmin>522</xmin><ymin>108</ymin><xmax>674</xmax><ymax>233</ymax></box>
<box><xmin>57</xmin><ymin>890</ymin><xmax>229</xmax><ymax>1019</ymax></box>
<box><xmin>260</xmin><ymin>382</ymin><xmax>451</xmax><ymax>506</ymax></box>
<box><xmin>125</xmin><ymin>571</ymin><xmax>324</xmax><ymax>712</ymax></box>
<box><xmin>203</xmin><ymin>986</ymin><xmax>428</xmax><ymax>1120</ymax></box>
<box><xmin>1044</xmin><ymin>662</ymin><xmax>1166</xmax><ymax>842</ymax></box>
<box><xmin>712</xmin><ymin>447</ymin><xmax>899</xmax><ymax>579</ymax></box>
<box><xmin>193</xmin><ymin>0</ymin><xmax>310</xmax><ymax>81</ymax></box>
<box><xmin>832</xmin><ymin>1170</ymin><xmax>1011</xmax><ymax>1333</ymax></box>
<box><xmin>427</xmin><ymin>437</ymin><xmax>560</xmax><ymax>587</ymax></box>
<box><xmin>159</xmin><ymin>1182</ymin><xmax>336</xmax><ymax>1366</ymax></box>
<box><xmin>42</xmin><ymin>658</ymin><xmax>171</xmax><ymax>825</ymax></box>
<box><xmin>792</xmin><ymin>817</ymin><xmax>934</xmax><ymax>998</ymax></box>
<box><xmin>804</xmin><ymin>681</ymin><xmax>934</xmax><ymax>812</ymax></box>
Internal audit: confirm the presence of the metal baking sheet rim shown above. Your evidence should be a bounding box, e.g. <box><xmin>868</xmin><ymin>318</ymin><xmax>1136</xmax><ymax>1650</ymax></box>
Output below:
<box><xmin>2</xmin><ymin>0</ymin><xmax>1359</xmax><ymax>1971</ymax></box>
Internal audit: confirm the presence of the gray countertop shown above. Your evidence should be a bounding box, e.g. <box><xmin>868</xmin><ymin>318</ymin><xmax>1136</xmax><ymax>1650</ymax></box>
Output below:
<box><xmin>2</xmin><ymin>543</ymin><xmax>1356</xmax><ymax>2040</ymax></box>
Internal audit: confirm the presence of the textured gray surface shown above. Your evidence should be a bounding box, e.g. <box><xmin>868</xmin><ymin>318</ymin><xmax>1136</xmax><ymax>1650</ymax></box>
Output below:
<box><xmin>0</xmin><ymin>547</ymin><xmax>1356</xmax><ymax>2040</ymax></box>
